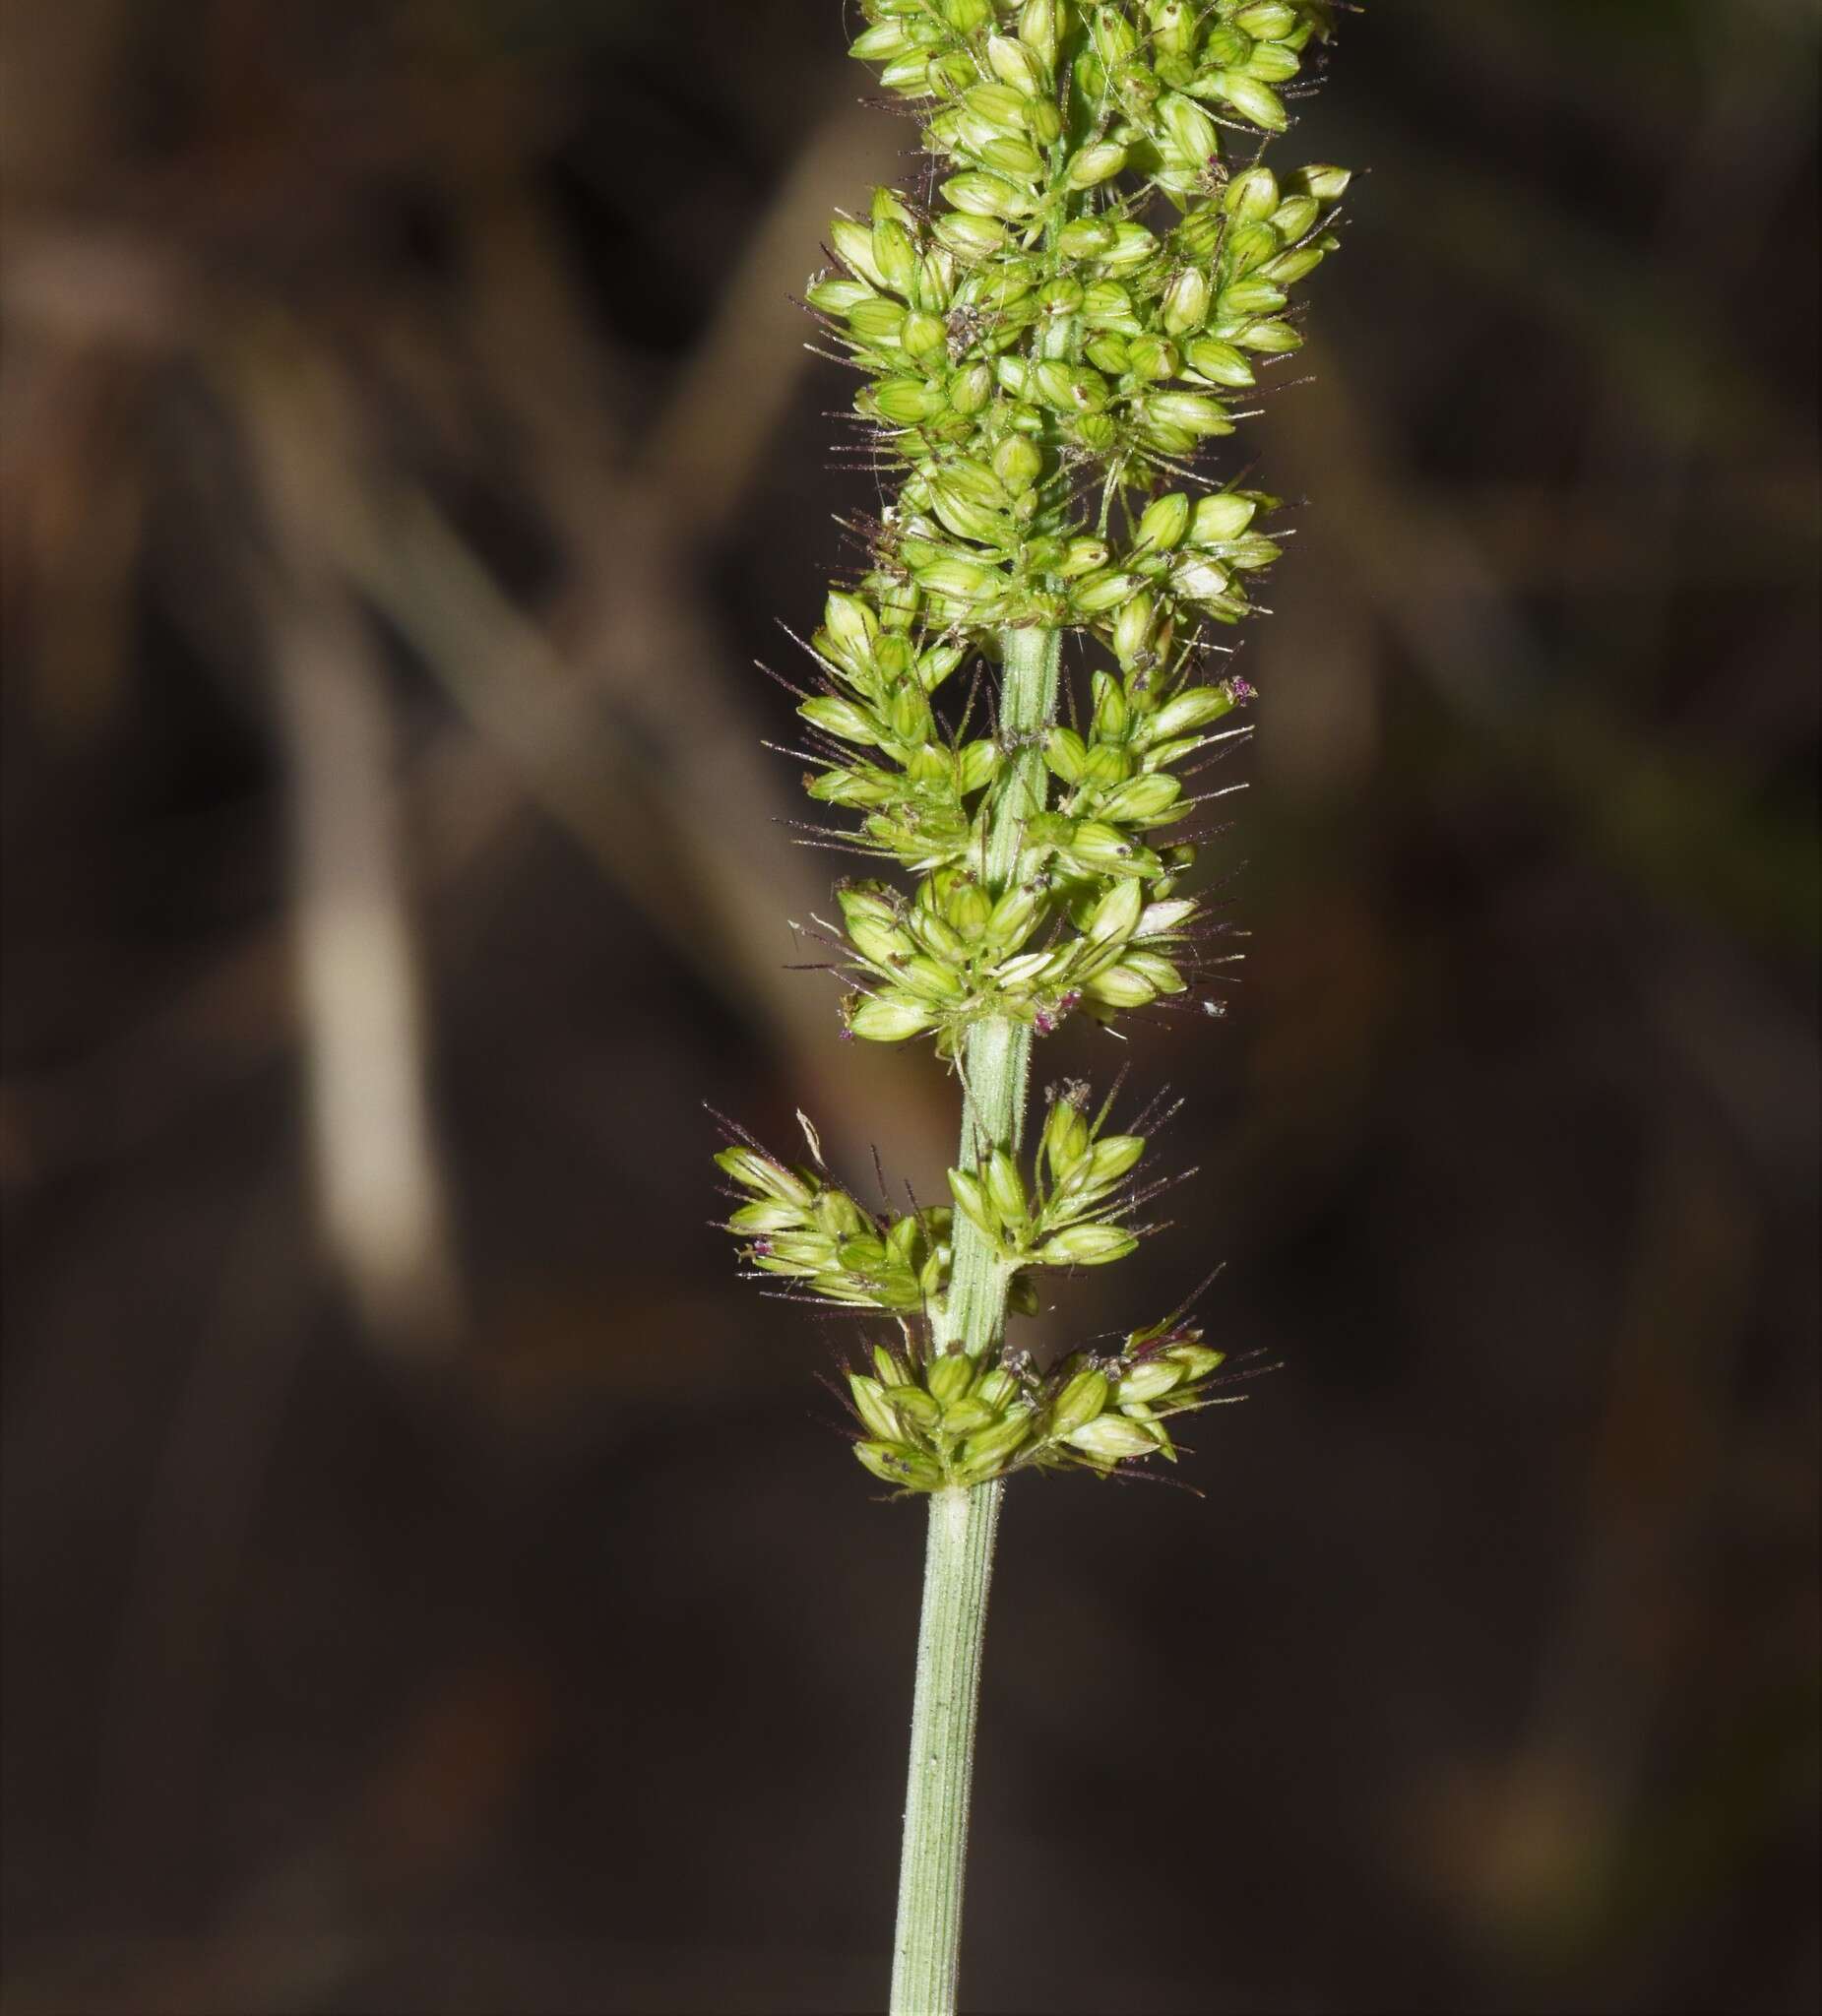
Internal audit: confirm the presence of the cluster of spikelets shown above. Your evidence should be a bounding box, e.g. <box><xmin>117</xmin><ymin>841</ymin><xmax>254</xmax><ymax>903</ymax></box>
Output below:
<box><xmin>848</xmin><ymin>1322</ymin><xmax>1228</xmax><ymax>1487</ymax></box>
<box><xmin>787</xmin><ymin>0</ymin><xmax>1348</xmax><ymax>1055</ymax></box>
<box><xmin>722</xmin><ymin>0</ymin><xmax>1346</xmax><ymax>1489</ymax></box>
<box><xmin>717</xmin><ymin>1089</ymin><xmax>1230</xmax><ymax>1485</ymax></box>
<box><xmin>720</xmin><ymin>1080</ymin><xmax>1159</xmax><ymax>1310</ymax></box>
<box><xmin>717</xmin><ymin>1076</ymin><xmax>1258</xmax><ymax>1483</ymax></box>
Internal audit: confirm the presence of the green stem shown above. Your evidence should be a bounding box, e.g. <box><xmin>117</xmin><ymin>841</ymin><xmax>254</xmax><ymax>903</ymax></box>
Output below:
<box><xmin>890</xmin><ymin>1480</ymin><xmax>1001</xmax><ymax>2016</ymax></box>
<box><xmin>890</xmin><ymin>623</ymin><xmax>1061</xmax><ymax>2016</ymax></box>
<box><xmin>944</xmin><ymin>623</ymin><xmax>1063</xmax><ymax>1355</ymax></box>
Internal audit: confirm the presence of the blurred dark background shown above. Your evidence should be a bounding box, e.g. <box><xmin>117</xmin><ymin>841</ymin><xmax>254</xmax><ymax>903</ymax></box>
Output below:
<box><xmin>2</xmin><ymin>2</ymin><xmax>1817</xmax><ymax>2011</ymax></box>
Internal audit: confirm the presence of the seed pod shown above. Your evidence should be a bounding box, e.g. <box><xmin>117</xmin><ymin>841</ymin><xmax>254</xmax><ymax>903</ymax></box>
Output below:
<box><xmin>849</xmin><ymin>1373</ymin><xmax>905</xmax><ymax>1441</ymax></box>
<box><xmin>1148</xmin><ymin>684</ymin><xmax>1235</xmax><ymax>743</ymax></box>
<box><xmin>1062</xmin><ymin>1413</ymin><xmax>1158</xmax><ymax>1462</ymax></box>
<box><xmin>1102</xmin><ymin>222</ymin><xmax>1159</xmax><ymax>271</ymax></box>
<box><xmin>1087</xmin><ymin>877</ymin><xmax>1143</xmax><ymax>944</ymax></box>
<box><xmin>1144</xmin><ymin>391</ymin><xmax>1234</xmax><ymax>438</ymax></box>
<box><xmin>888</xmin><ymin>1384</ymin><xmax>943</xmax><ymax>1430</ymax></box>
<box><xmin>933</xmin><ymin>213</ymin><xmax>1006</xmax><ymax>262</ymax></box>
<box><xmin>1135</xmin><ymin>896</ymin><xmax>1199</xmax><ymax>939</ymax></box>
<box><xmin>1135</xmin><ymin>493</ymin><xmax>1191</xmax><ymax>552</ymax></box>
<box><xmin>958</xmin><ymin>739</ymin><xmax>1001</xmax><ymax>792</ymax></box>
<box><xmin>823</xmin><ymin>590</ymin><xmax>878</xmax><ymax>662</ymax></box>
<box><xmin>872</xmin><ymin>377</ymin><xmax>948</xmax><ymax>425</ymax></box>
<box><xmin>927</xmin><ymin>483</ymin><xmax>1009</xmax><ymax>547</ymax></box>
<box><xmin>900</xmin><ymin>309</ymin><xmax>948</xmax><ymax>359</ymax></box>
<box><xmin>927</xmin><ymin>1351</ymin><xmax>977</xmax><ymax>1406</ymax></box>
<box><xmin>1264</xmin><ymin>243</ymin><xmax>1328</xmax><ymax>286</ymax></box>
<box><xmin>1290</xmin><ymin>162</ymin><xmax>1353</xmax><ymax>202</ymax></box>
<box><xmin>728</xmin><ymin>1198</ymin><xmax>805</xmax><ymax>1236</ymax></box>
<box><xmin>1015</xmin><ymin>0</ymin><xmax>1059</xmax><ymax>66</ymax></box>
<box><xmin>954</xmin><ymin>1412</ymin><xmax>1033</xmax><ymax>1482</ymax></box>
<box><xmin>1058</xmin><ymin>536</ymin><xmax>1110</xmax><ymax>579</ymax></box>
<box><xmin>1080</xmin><ymin>966</ymin><xmax>1157</xmax><ymax>1010</ymax></box>
<box><xmin>1225</xmin><ymin>165</ymin><xmax>1281</xmax><ymax>221</ymax></box>
<box><xmin>878</xmin><ymin>53</ymin><xmax>933</xmax><ymax>95</ymax></box>
<box><xmin>1036</xmin><ymin>1223</ymin><xmax>1139</xmax><ymax>1266</ymax></box>
<box><xmin>989</xmin><ymin>29</ymin><xmax>1045</xmax><ymax>93</ymax></box>
<box><xmin>847</xmin><ymin>993</ymin><xmax>938</xmax><ymax>1041</ymax></box>
<box><xmin>1071</xmin><ymin>570</ymin><xmax>1142</xmax><ymax>613</ymax></box>
<box><xmin>948</xmin><ymin>362</ymin><xmax>994</xmax><ymax>414</ymax></box>
<box><xmin>1225</xmin><ymin>533</ymin><xmax>1283</xmax><ymax>571</ymax></box>
<box><xmin>1099</xmin><ymin>773</ymin><xmax>1181</xmax><ymax>824</ymax></box>
<box><xmin>1272</xmin><ymin>192</ymin><xmax>1321</xmax><ymax>241</ymax></box>
<box><xmin>806</xmin><ymin>275</ymin><xmax>874</xmax><ymax>316</ymax></box>
<box><xmin>1236</xmin><ymin>1</ymin><xmax>1300</xmax><ymax>36</ymax></box>
<box><xmin>1085</xmin><ymin>1134</ymin><xmax>1145</xmax><ymax>1186</ymax></box>
<box><xmin>871</xmin><ymin>217</ymin><xmax>918</xmax><ymax>295</ymax></box>
<box><xmin>802</xmin><ymin>695</ymin><xmax>880</xmax><ymax>744</ymax></box>
<box><xmin>1048</xmin><ymin>1366</ymin><xmax>1109</xmax><ymax>1438</ymax></box>
<box><xmin>1212</xmin><ymin>69</ymin><xmax>1287</xmax><ymax>131</ymax></box>
<box><xmin>1171</xmin><ymin>555</ymin><xmax>1232</xmax><ymax>603</ymax></box>
<box><xmin>1161</xmin><ymin>268</ymin><xmax>1211</xmax><ymax>336</ymax></box>
<box><xmin>1111</xmin><ymin>592</ymin><xmax>1157</xmax><ymax>666</ymax></box>
<box><xmin>984</xmin><ymin>1148</ymin><xmax>1029</xmax><ymax>1227</ymax></box>
<box><xmin>1115</xmin><ymin>1357</ymin><xmax>1184</xmax><ymax>1407</ymax></box>
<box><xmin>855</xmin><ymin>1441</ymin><xmax>946</xmax><ymax>1489</ymax></box>
<box><xmin>1189</xmin><ymin>492</ymin><xmax>1259</xmax><ymax>543</ymax></box>
<box><xmin>944</xmin><ymin>172</ymin><xmax>1038</xmax><ymax>220</ymax></box>
<box><xmin>1091</xmin><ymin>7</ymin><xmax>1139</xmax><ymax>65</ymax></box>
<box><xmin>1164</xmin><ymin>1341</ymin><xmax>1225</xmax><ymax>1381</ymax></box>
<box><xmin>716</xmin><ymin>1147</ymin><xmax>814</xmax><ymax>1206</ymax></box>
<box><xmin>980</xmin><ymin>438</ymin><xmax>1037</xmax><ymax>495</ymax></box>
<box><xmin>947</xmin><ymin>1166</ymin><xmax>996</xmax><ymax>1235</ymax></box>
<box><xmin>831</xmin><ymin>216</ymin><xmax>888</xmax><ymax>286</ymax></box>
<box><xmin>1236</xmin><ymin>317</ymin><xmax>1303</xmax><ymax>352</ymax></box>
<box><xmin>977</xmin><ymin>1366</ymin><xmax>1021</xmax><ymax>1412</ymax></box>
<box><xmin>1068</xmin><ymin>821</ymin><xmax>1144</xmax><ymax>873</ymax></box>
<box><xmin>1152</xmin><ymin>0</ymin><xmax>1195</xmax><ymax>59</ymax></box>
<box><xmin>913</xmin><ymin>557</ymin><xmax>1003</xmax><ymax>601</ymax></box>
<box><xmin>1033</xmin><ymin>359</ymin><xmax>1108</xmax><ymax>411</ymax></box>
<box><xmin>849</xmin><ymin>22</ymin><xmax>913</xmax><ymax>62</ymax></box>
<box><xmin>1067</xmin><ymin>141</ymin><xmax>1128</xmax><ymax>189</ymax></box>
<box><xmin>1121</xmin><ymin>950</ymin><xmax>1185</xmax><ymax>991</ymax></box>
<box><xmin>1184</xmin><ymin>337</ymin><xmax>1256</xmax><ymax>387</ymax></box>
<box><xmin>1127</xmin><ymin>334</ymin><xmax>1181</xmax><ymax>382</ymax></box>
<box><xmin>1222</xmin><ymin>274</ymin><xmax>1288</xmax><ymax>317</ymax></box>
<box><xmin>1042</xmin><ymin>1096</ymin><xmax>1092</xmax><ymax>1182</ymax></box>
<box><xmin>1158</xmin><ymin>92</ymin><xmax>1219</xmax><ymax>165</ymax></box>
<box><xmin>844</xmin><ymin>909</ymin><xmax>913</xmax><ymax>968</ymax></box>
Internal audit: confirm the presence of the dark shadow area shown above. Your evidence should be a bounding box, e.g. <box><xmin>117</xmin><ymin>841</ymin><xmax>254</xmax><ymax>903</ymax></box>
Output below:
<box><xmin>3</xmin><ymin>2</ymin><xmax>1816</xmax><ymax>2010</ymax></box>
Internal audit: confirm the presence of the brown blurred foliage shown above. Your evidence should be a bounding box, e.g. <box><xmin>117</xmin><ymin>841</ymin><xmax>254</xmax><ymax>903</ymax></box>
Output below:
<box><xmin>2</xmin><ymin>1</ymin><xmax>1817</xmax><ymax>2011</ymax></box>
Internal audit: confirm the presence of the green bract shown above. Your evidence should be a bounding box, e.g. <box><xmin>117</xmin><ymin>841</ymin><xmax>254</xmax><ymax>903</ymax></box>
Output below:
<box><xmin>723</xmin><ymin>0</ymin><xmax>1348</xmax><ymax>1491</ymax></box>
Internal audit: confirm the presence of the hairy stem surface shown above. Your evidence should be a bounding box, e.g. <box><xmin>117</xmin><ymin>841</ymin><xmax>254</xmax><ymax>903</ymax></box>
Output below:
<box><xmin>891</xmin><ymin>622</ymin><xmax>1061</xmax><ymax>2016</ymax></box>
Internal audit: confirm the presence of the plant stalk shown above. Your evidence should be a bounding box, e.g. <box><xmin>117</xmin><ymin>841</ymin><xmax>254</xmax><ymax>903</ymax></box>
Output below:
<box><xmin>890</xmin><ymin>621</ymin><xmax>1061</xmax><ymax>2016</ymax></box>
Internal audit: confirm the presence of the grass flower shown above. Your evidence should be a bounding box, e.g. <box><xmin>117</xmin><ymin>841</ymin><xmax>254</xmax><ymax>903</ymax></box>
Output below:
<box><xmin>715</xmin><ymin>4</ymin><xmax>1350</xmax><ymax>2006</ymax></box>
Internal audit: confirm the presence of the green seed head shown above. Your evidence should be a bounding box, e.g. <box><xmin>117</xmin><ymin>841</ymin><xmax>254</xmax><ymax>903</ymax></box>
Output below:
<box><xmin>718</xmin><ymin>0</ymin><xmax>1348</xmax><ymax>1488</ymax></box>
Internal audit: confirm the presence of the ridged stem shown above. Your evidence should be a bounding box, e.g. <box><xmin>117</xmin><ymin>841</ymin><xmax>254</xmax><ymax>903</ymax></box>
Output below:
<box><xmin>890</xmin><ymin>622</ymin><xmax>1061</xmax><ymax>2016</ymax></box>
<box><xmin>943</xmin><ymin>623</ymin><xmax>1063</xmax><ymax>1353</ymax></box>
<box><xmin>890</xmin><ymin>1480</ymin><xmax>1001</xmax><ymax>2016</ymax></box>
